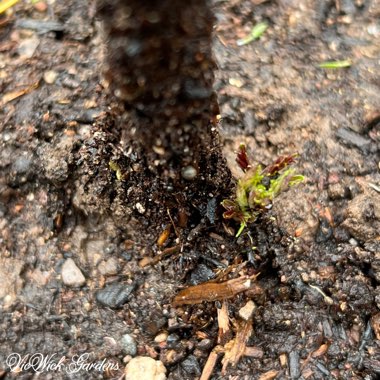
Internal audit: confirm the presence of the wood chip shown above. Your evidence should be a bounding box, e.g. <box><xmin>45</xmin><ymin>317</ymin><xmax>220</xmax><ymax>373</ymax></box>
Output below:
<box><xmin>258</xmin><ymin>369</ymin><xmax>279</xmax><ymax>380</ymax></box>
<box><xmin>302</xmin><ymin>367</ymin><xmax>314</xmax><ymax>379</ymax></box>
<box><xmin>157</xmin><ymin>225</ymin><xmax>171</xmax><ymax>246</ymax></box>
<box><xmin>244</xmin><ymin>346</ymin><xmax>264</xmax><ymax>358</ymax></box>
<box><xmin>371</xmin><ymin>313</ymin><xmax>380</xmax><ymax>340</ymax></box>
<box><xmin>199</xmin><ymin>347</ymin><xmax>223</xmax><ymax>380</ymax></box>
<box><xmin>311</xmin><ymin>343</ymin><xmax>329</xmax><ymax>358</ymax></box>
<box><xmin>221</xmin><ymin>320</ymin><xmax>252</xmax><ymax>374</ymax></box>
<box><xmin>279</xmin><ymin>353</ymin><xmax>287</xmax><ymax>367</ymax></box>
<box><xmin>217</xmin><ymin>300</ymin><xmax>231</xmax><ymax>345</ymax></box>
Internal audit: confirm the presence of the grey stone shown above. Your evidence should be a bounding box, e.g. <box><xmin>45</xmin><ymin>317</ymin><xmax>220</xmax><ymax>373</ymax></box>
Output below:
<box><xmin>336</xmin><ymin>127</ymin><xmax>372</xmax><ymax>153</ymax></box>
<box><xmin>96</xmin><ymin>282</ymin><xmax>135</xmax><ymax>308</ymax></box>
<box><xmin>180</xmin><ymin>355</ymin><xmax>201</xmax><ymax>376</ymax></box>
<box><xmin>121</xmin><ymin>334</ymin><xmax>137</xmax><ymax>356</ymax></box>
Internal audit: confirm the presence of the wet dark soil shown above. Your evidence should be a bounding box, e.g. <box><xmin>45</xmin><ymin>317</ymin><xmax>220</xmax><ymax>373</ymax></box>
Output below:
<box><xmin>0</xmin><ymin>0</ymin><xmax>379</xmax><ymax>379</ymax></box>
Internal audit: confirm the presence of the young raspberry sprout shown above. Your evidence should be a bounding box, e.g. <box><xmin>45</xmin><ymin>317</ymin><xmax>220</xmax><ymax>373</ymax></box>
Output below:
<box><xmin>222</xmin><ymin>145</ymin><xmax>304</xmax><ymax>237</ymax></box>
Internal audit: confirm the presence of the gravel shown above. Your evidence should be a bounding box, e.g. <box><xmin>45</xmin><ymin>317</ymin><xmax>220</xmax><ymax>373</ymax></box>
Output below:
<box><xmin>125</xmin><ymin>357</ymin><xmax>167</xmax><ymax>380</ymax></box>
<box><xmin>61</xmin><ymin>258</ymin><xmax>86</xmax><ymax>287</ymax></box>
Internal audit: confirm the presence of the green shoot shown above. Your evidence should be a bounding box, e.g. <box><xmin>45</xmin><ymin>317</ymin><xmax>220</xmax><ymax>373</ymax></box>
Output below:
<box><xmin>222</xmin><ymin>146</ymin><xmax>304</xmax><ymax>237</ymax></box>
<box><xmin>318</xmin><ymin>60</ymin><xmax>352</xmax><ymax>69</ymax></box>
<box><xmin>237</xmin><ymin>22</ymin><xmax>268</xmax><ymax>46</ymax></box>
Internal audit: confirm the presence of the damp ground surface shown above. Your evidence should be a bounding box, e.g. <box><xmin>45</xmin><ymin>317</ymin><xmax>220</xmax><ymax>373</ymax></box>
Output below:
<box><xmin>0</xmin><ymin>0</ymin><xmax>379</xmax><ymax>379</ymax></box>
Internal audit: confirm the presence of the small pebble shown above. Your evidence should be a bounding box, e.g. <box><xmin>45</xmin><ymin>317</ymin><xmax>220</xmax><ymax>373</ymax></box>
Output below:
<box><xmin>43</xmin><ymin>70</ymin><xmax>58</xmax><ymax>84</ymax></box>
<box><xmin>26</xmin><ymin>193</ymin><xmax>35</xmax><ymax>201</ymax></box>
<box><xmin>349</xmin><ymin>238</ymin><xmax>358</xmax><ymax>246</ymax></box>
<box><xmin>96</xmin><ymin>282</ymin><xmax>135</xmax><ymax>308</ymax></box>
<box><xmin>206</xmin><ymin>198</ymin><xmax>217</xmax><ymax>224</ymax></box>
<box><xmin>104</xmin><ymin>243</ymin><xmax>117</xmax><ymax>255</ymax></box>
<box><xmin>180</xmin><ymin>355</ymin><xmax>201</xmax><ymax>376</ymax></box>
<box><xmin>328</xmin><ymin>183</ymin><xmax>348</xmax><ymax>200</ymax></box>
<box><xmin>61</xmin><ymin>76</ymin><xmax>80</xmax><ymax>89</ymax></box>
<box><xmin>12</xmin><ymin>155</ymin><xmax>33</xmax><ymax>174</ymax></box>
<box><xmin>181</xmin><ymin>166</ymin><xmax>197</xmax><ymax>180</ymax></box>
<box><xmin>141</xmin><ymin>312</ymin><xmax>167</xmax><ymax>336</ymax></box>
<box><xmin>154</xmin><ymin>332</ymin><xmax>168</xmax><ymax>343</ymax></box>
<box><xmin>197</xmin><ymin>339</ymin><xmax>213</xmax><ymax>350</ymax></box>
<box><xmin>18</xmin><ymin>36</ymin><xmax>40</xmax><ymax>59</ymax></box>
<box><xmin>238</xmin><ymin>300</ymin><xmax>256</xmax><ymax>321</ymax></box>
<box><xmin>34</xmin><ymin>1</ymin><xmax>48</xmax><ymax>12</ymax></box>
<box><xmin>121</xmin><ymin>334</ymin><xmax>137</xmax><ymax>356</ymax></box>
<box><xmin>163</xmin><ymin>349</ymin><xmax>181</xmax><ymax>365</ymax></box>
<box><xmin>189</xmin><ymin>264</ymin><xmax>215</xmax><ymax>285</ymax></box>
<box><xmin>98</xmin><ymin>257</ymin><xmax>119</xmax><ymax>276</ymax></box>
<box><xmin>125</xmin><ymin>357</ymin><xmax>166</xmax><ymax>380</ymax></box>
<box><xmin>228</xmin><ymin>77</ymin><xmax>244</xmax><ymax>88</ymax></box>
<box><xmin>74</xmin><ymin>109</ymin><xmax>103</xmax><ymax>123</ymax></box>
<box><xmin>166</xmin><ymin>333</ymin><xmax>180</xmax><ymax>345</ymax></box>
<box><xmin>135</xmin><ymin>202</ymin><xmax>145</xmax><ymax>214</ymax></box>
<box><xmin>367</xmin><ymin>23</ymin><xmax>380</xmax><ymax>36</ymax></box>
<box><xmin>123</xmin><ymin>355</ymin><xmax>133</xmax><ymax>364</ymax></box>
<box><xmin>289</xmin><ymin>351</ymin><xmax>300</xmax><ymax>379</ymax></box>
<box><xmin>121</xmin><ymin>251</ymin><xmax>132</xmax><ymax>261</ymax></box>
<box><xmin>61</xmin><ymin>258</ymin><xmax>86</xmax><ymax>287</ymax></box>
<box><xmin>336</xmin><ymin>127</ymin><xmax>372</xmax><ymax>153</ymax></box>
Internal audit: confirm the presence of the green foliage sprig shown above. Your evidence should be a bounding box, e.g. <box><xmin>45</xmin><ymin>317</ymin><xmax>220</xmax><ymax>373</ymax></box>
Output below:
<box><xmin>221</xmin><ymin>145</ymin><xmax>304</xmax><ymax>237</ymax></box>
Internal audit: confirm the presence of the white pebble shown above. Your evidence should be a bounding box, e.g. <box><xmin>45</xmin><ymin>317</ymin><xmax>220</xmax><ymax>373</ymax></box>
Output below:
<box><xmin>349</xmin><ymin>238</ymin><xmax>358</xmax><ymax>246</ymax></box>
<box><xmin>238</xmin><ymin>300</ymin><xmax>256</xmax><ymax>321</ymax></box>
<box><xmin>121</xmin><ymin>334</ymin><xmax>137</xmax><ymax>356</ymax></box>
<box><xmin>135</xmin><ymin>202</ymin><xmax>145</xmax><ymax>214</ymax></box>
<box><xmin>43</xmin><ymin>70</ymin><xmax>58</xmax><ymax>84</ymax></box>
<box><xmin>125</xmin><ymin>357</ymin><xmax>166</xmax><ymax>380</ymax></box>
<box><xmin>61</xmin><ymin>258</ymin><xmax>86</xmax><ymax>287</ymax></box>
<box><xmin>98</xmin><ymin>257</ymin><xmax>119</xmax><ymax>276</ymax></box>
<box><xmin>181</xmin><ymin>166</ymin><xmax>197</xmax><ymax>180</ymax></box>
<box><xmin>154</xmin><ymin>332</ymin><xmax>168</xmax><ymax>343</ymax></box>
<box><xmin>18</xmin><ymin>36</ymin><xmax>40</xmax><ymax>59</ymax></box>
